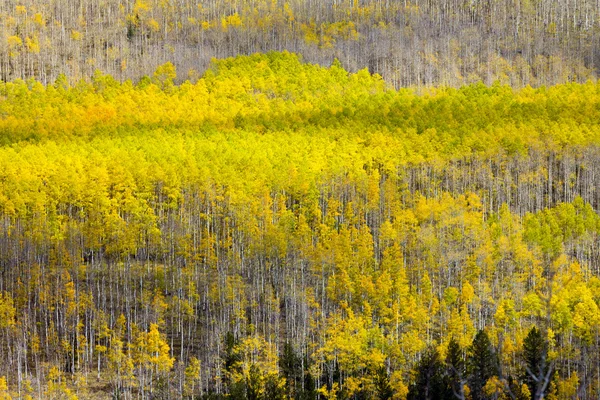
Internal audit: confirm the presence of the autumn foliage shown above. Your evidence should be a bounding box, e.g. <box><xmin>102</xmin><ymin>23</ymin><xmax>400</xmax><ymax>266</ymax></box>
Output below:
<box><xmin>0</xmin><ymin>53</ymin><xmax>599</xmax><ymax>398</ymax></box>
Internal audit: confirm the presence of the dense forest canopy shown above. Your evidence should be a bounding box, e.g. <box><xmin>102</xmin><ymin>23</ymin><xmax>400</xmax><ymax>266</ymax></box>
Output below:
<box><xmin>1</xmin><ymin>0</ymin><xmax>600</xmax><ymax>87</ymax></box>
<box><xmin>0</xmin><ymin>52</ymin><xmax>599</xmax><ymax>398</ymax></box>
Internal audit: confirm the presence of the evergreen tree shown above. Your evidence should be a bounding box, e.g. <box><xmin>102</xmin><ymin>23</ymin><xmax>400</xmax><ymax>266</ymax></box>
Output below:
<box><xmin>374</xmin><ymin>366</ymin><xmax>394</xmax><ymax>400</ymax></box>
<box><xmin>224</xmin><ymin>332</ymin><xmax>244</xmax><ymax>396</ymax></box>
<box><xmin>224</xmin><ymin>332</ymin><xmax>242</xmax><ymax>374</ymax></box>
<box><xmin>299</xmin><ymin>370</ymin><xmax>317</xmax><ymax>400</ymax></box>
<box><xmin>467</xmin><ymin>330</ymin><xmax>499</xmax><ymax>400</ymax></box>
<box><xmin>445</xmin><ymin>338</ymin><xmax>466</xmax><ymax>399</ymax></box>
<box><xmin>279</xmin><ymin>342</ymin><xmax>302</xmax><ymax>398</ymax></box>
<box><xmin>408</xmin><ymin>349</ymin><xmax>447</xmax><ymax>400</ymax></box>
<box><xmin>522</xmin><ymin>327</ymin><xmax>553</xmax><ymax>400</ymax></box>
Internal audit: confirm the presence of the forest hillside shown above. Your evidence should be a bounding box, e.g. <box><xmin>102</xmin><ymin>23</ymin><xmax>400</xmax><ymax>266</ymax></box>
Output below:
<box><xmin>0</xmin><ymin>52</ymin><xmax>600</xmax><ymax>398</ymax></box>
<box><xmin>1</xmin><ymin>0</ymin><xmax>600</xmax><ymax>87</ymax></box>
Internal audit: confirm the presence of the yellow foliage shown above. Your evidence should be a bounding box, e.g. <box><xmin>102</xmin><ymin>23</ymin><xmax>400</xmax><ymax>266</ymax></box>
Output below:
<box><xmin>0</xmin><ymin>377</ymin><xmax>11</xmax><ymax>400</ymax></box>
<box><xmin>7</xmin><ymin>36</ymin><xmax>22</xmax><ymax>48</ymax></box>
<box><xmin>184</xmin><ymin>357</ymin><xmax>201</xmax><ymax>396</ymax></box>
<box><xmin>147</xmin><ymin>18</ymin><xmax>160</xmax><ymax>32</ymax></box>
<box><xmin>461</xmin><ymin>282</ymin><xmax>475</xmax><ymax>305</ymax></box>
<box><xmin>317</xmin><ymin>382</ymin><xmax>339</xmax><ymax>400</ymax></box>
<box><xmin>520</xmin><ymin>383</ymin><xmax>531</xmax><ymax>399</ymax></box>
<box><xmin>494</xmin><ymin>299</ymin><xmax>517</xmax><ymax>328</ymax></box>
<box><xmin>132</xmin><ymin>323</ymin><xmax>174</xmax><ymax>373</ymax></box>
<box><xmin>33</xmin><ymin>13</ymin><xmax>46</xmax><ymax>27</ymax></box>
<box><xmin>133</xmin><ymin>0</ymin><xmax>150</xmax><ymax>15</ymax></box>
<box><xmin>483</xmin><ymin>376</ymin><xmax>504</xmax><ymax>397</ymax></box>
<box><xmin>70</xmin><ymin>30</ymin><xmax>82</xmax><ymax>41</ymax></box>
<box><xmin>221</xmin><ymin>13</ymin><xmax>243</xmax><ymax>32</ymax></box>
<box><xmin>46</xmin><ymin>368</ymin><xmax>78</xmax><ymax>400</ymax></box>
<box><xmin>0</xmin><ymin>293</ymin><xmax>16</xmax><ymax>328</ymax></box>
<box><xmin>557</xmin><ymin>372</ymin><xmax>578</xmax><ymax>398</ymax></box>
<box><xmin>0</xmin><ymin>52</ymin><xmax>598</xmax><ymax>399</ymax></box>
<box><xmin>25</xmin><ymin>36</ymin><xmax>40</xmax><ymax>53</ymax></box>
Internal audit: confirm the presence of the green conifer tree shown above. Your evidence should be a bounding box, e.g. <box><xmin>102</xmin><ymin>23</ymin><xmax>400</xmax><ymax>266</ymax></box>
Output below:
<box><xmin>467</xmin><ymin>330</ymin><xmax>499</xmax><ymax>400</ymax></box>
<box><xmin>522</xmin><ymin>327</ymin><xmax>553</xmax><ymax>400</ymax></box>
<box><xmin>408</xmin><ymin>349</ymin><xmax>446</xmax><ymax>400</ymax></box>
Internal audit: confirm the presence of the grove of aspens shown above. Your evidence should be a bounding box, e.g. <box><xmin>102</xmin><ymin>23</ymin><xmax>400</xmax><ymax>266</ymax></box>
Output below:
<box><xmin>2</xmin><ymin>1</ymin><xmax>600</xmax><ymax>400</ymax></box>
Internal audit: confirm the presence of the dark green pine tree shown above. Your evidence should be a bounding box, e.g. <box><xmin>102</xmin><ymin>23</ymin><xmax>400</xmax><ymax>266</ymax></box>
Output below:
<box><xmin>299</xmin><ymin>369</ymin><xmax>317</xmax><ymax>400</ymax></box>
<box><xmin>522</xmin><ymin>327</ymin><xmax>553</xmax><ymax>399</ymax></box>
<box><xmin>374</xmin><ymin>366</ymin><xmax>394</xmax><ymax>400</ymax></box>
<box><xmin>279</xmin><ymin>342</ymin><xmax>302</xmax><ymax>398</ymax></box>
<box><xmin>445</xmin><ymin>338</ymin><xmax>466</xmax><ymax>399</ymax></box>
<box><xmin>224</xmin><ymin>332</ymin><xmax>242</xmax><ymax>374</ymax></box>
<box><xmin>467</xmin><ymin>330</ymin><xmax>499</xmax><ymax>400</ymax></box>
<box><xmin>223</xmin><ymin>332</ymin><xmax>245</xmax><ymax>398</ymax></box>
<box><xmin>408</xmin><ymin>348</ymin><xmax>447</xmax><ymax>400</ymax></box>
